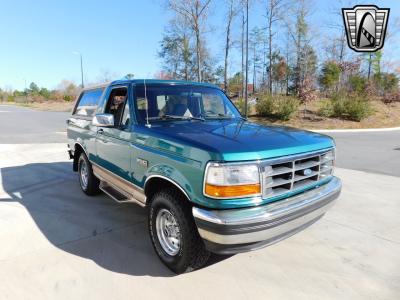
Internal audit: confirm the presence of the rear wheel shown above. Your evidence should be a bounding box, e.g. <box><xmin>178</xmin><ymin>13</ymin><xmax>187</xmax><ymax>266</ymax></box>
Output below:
<box><xmin>78</xmin><ymin>152</ymin><xmax>100</xmax><ymax>196</ymax></box>
<box><xmin>149</xmin><ymin>188</ymin><xmax>210</xmax><ymax>274</ymax></box>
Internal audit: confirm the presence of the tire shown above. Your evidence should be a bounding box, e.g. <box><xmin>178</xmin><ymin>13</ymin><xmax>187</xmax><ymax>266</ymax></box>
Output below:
<box><xmin>78</xmin><ymin>152</ymin><xmax>100</xmax><ymax>196</ymax></box>
<box><xmin>149</xmin><ymin>188</ymin><xmax>210</xmax><ymax>274</ymax></box>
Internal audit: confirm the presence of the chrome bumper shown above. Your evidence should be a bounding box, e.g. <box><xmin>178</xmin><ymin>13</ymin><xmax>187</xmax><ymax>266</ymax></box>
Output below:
<box><xmin>193</xmin><ymin>177</ymin><xmax>342</xmax><ymax>254</ymax></box>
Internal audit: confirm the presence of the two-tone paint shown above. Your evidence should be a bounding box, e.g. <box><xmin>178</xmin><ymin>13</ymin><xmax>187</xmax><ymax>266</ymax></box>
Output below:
<box><xmin>67</xmin><ymin>80</ymin><xmax>336</xmax><ymax>210</ymax></box>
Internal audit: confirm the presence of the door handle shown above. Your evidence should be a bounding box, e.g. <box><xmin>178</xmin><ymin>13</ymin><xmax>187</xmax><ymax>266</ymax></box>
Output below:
<box><xmin>97</xmin><ymin>128</ymin><xmax>104</xmax><ymax>134</ymax></box>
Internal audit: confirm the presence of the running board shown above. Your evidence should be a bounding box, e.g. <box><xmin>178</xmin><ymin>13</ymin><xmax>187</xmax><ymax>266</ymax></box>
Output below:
<box><xmin>99</xmin><ymin>181</ymin><xmax>145</xmax><ymax>206</ymax></box>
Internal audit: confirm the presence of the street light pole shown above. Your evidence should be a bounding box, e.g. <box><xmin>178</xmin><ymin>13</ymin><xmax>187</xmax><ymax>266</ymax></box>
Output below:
<box><xmin>79</xmin><ymin>53</ymin><xmax>84</xmax><ymax>88</ymax></box>
<box><xmin>73</xmin><ymin>51</ymin><xmax>84</xmax><ymax>88</ymax></box>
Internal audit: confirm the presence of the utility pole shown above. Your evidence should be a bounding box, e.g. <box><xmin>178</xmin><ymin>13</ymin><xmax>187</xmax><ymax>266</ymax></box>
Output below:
<box><xmin>244</xmin><ymin>0</ymin><xmax>249</xmax><ymax>117</ymax></box>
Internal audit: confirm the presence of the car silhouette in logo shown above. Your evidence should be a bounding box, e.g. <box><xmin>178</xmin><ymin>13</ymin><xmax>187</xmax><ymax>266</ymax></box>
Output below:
<box><xmin>342</xmin><ymin>5</ymin><xmax>390</xmax><ymax>52</ymax></box>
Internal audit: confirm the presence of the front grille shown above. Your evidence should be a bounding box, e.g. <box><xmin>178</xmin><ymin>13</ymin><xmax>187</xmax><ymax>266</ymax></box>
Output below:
<box><xmin>260</xmin><ymin>149</ymin><xmax>334</xmax><ymax>199</ymax></box>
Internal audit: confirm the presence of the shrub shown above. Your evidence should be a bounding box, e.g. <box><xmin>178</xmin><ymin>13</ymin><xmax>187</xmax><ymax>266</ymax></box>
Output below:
<box><xmin>318</xmin><ymin>99</ymin><xmax>334</xmax><ymax>118</ymax></box>
<box><xmin>275</xmin><ymin>97</ymin><xmax>300</xmax><ymax>121</ymax></box>
<box><xmin>382</xmin><ymin>90</ymin><xmax>400</xmax><ymax>104</ymax></box>
<box><xmin>374</xmin><ymin>72</ymin><xmax>399</xmax><ymax>94</ymax></box>
<box><xmin>256</xmin><ymin>95</ymin><xmax>274</xmax><ymax>116</ymax></box>
<box><xmin>319</xmin><ymin>93</ymin><xmax>371</xmax><ymax>122</ymax></box>
<box><xmin>63</xmin><ymin>95</ymin><xmax>73</xmax><ymax>102</ymax></box>
<box><xmin>344</xmin><ymin>98</ymin><xmax>372</xmax><ymax>121</ymax></box>
<box><xmin>349</xmin><ymin>75</ymin><xmax>366</xmax><ymax>94</ymax></box>
<box><xmin>256</xmin><ymin>95</ymin><xmax>299</xmax><ymax>121</ymax></box>
<box><xmin>236</xmin><ymin>98</ymin><xmax>251</xmax><ymax>115</ymax></box>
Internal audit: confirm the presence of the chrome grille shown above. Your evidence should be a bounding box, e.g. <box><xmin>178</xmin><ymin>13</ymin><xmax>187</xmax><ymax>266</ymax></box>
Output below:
<box><xmin>261</xmin><ymin>149</ymin><xmax>334</xmax><ymax>199</ymax></box>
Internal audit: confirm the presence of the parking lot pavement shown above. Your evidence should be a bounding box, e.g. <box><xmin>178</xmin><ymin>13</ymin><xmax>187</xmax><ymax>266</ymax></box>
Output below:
<box><xmin>0</xmin><ymin>105</ymin><xmax>69</xmax><ymax>144</ymax></box>
<box><xmin>1</xmin><ymin>143</ymin><xmax>399</xmax><ymax>300</ymax></box>
<box><xmin>328</xmin><ymin>131</ymin><xmax>400</xmax><ymax>177</ymax></box>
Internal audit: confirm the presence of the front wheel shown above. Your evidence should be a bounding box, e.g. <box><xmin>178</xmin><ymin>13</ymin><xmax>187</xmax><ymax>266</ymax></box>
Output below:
<box><xmin>149</xmin><ymin>188</ymin><xmax>210</xmax><ymax>274</ymax></box>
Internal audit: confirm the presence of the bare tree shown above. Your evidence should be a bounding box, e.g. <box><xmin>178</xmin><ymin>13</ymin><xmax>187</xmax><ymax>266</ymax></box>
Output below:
<box><xmin>241</xmin><ymin>10</ymin><xmax>246</xmax><ymax>98</ymax></box>
<box><xmin>167</xmin><ymin>0</ymin><xmax>212</xmax><ymax>82</ymax></box>
<box><xmin>285</xmin><ymin>29</ymin><xmax>291</xmax><ymax>95</ymax></box>
<box><xmin>97</xmin><ymin>69</ymin><xmax>117</xmax><ymax>83</ymax></box>
<box><xmin>265</xmin><ymin>0</ymin><xmax>284</xmax><ymax>94</ymax></box>
<box><xmin>159</xmin><ymin>18</ymin><xmax>194</xmax><ymax>80</ymax></box>
<box><xmin>283</xmin><ymin>0</ymin><xmax>314</xmax><ymax>94</ymax></box>
<box><xmin>223</xmin><ymin>0</ymin><xmax>239</xmax><ymax>92</ymax></box>
<box><xmin>250</xmin><ymin>27</ymin><xmax>264</xmax><ymax>93</ymax></box>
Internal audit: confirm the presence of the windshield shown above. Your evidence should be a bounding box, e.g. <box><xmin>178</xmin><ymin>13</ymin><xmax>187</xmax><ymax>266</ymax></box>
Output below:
<box><xmin>134</xmin><ymin>85</ymin><xmax>241</xmax><ymax>123</ymax></box>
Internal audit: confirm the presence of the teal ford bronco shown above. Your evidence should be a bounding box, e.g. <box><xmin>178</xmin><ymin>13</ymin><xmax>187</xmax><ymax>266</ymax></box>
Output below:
<box><xmin>67</xmin><ymin>79</ymin><xmax>341</xmax><ymax>273</ymax></box>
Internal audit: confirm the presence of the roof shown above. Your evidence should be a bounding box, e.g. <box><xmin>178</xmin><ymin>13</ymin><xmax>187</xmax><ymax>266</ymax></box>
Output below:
<box><xmin>85</xmin><ymin>79</ymin><xmax>219</xmax><ymax>90</ymax></box>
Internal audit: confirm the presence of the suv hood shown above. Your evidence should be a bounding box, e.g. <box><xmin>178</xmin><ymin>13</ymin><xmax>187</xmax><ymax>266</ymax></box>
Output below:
<box><xmin>144</xmin><ymin>120</ymin><xmax>334</xmax><ymax>161</ymax></box>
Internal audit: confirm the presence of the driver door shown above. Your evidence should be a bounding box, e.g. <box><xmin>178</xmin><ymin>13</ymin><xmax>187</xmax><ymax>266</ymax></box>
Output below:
<box><xmin>95</xmin><ymin>85</ymin><xmax>133</xmax><ymax>182</ymax></box>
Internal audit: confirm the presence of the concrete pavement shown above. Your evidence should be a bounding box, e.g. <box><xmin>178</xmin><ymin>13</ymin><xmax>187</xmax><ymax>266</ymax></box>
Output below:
<box><xmin>1</xmin><ymin>144</ymin><xmax>400</xmax><ymax>300</ymax></box>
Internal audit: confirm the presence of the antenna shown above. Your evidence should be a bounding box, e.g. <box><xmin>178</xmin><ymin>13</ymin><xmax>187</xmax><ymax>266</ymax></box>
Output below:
<box><xmin>144</xmin><ymin>78</ymin><xmax>151</xmax><ymax>128</ymax></box>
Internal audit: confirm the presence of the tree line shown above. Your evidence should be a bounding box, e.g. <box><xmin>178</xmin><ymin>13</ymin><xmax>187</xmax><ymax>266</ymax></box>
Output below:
<box><xmin>0</xmin><ymin>80</ymin><xmax>80</xmax><ymax>103</ymax></box>
<box><xmin>157</xmin><ymin>0</ymin><xmax>399</xmax><ymax>109</ymax></box>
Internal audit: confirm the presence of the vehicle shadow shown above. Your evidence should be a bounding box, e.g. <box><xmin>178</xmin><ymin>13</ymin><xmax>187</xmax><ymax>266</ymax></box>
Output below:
<box><xmin>0</xmin><ymin>162</ymin><xmax>229</xmax><ymax>277</ymax></box>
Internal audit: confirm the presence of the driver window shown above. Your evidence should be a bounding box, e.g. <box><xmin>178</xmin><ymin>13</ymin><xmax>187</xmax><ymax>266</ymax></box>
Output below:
<box><xmin>105</xmin><ymin>87</ymin><xmax>128</xmax><ymax>127</ymax></box>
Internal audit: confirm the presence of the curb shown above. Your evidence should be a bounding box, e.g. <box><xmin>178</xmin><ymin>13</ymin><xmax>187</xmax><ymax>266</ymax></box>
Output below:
<box><xmin>310</xmin><ymin>127</ymin><xmax>400</xmax><ymax>133</ymax></box>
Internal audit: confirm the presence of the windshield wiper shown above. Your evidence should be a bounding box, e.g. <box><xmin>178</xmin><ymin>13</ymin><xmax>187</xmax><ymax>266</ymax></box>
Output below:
<box><xmin>147</xmin><ymin>114</ymin><xmax>204</xmax><ymax>121</ymax></box>
<box><xmin>204</xmin><ymin>113</ymin><xmax>234</xmax><ymax>119</ymax></box>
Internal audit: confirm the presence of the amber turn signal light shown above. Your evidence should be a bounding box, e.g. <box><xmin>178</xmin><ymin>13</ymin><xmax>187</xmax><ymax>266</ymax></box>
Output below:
<box><xmin>205</xmin><ymin>183</ymin><xmax>261</xmax><ymax>198</ymax></box>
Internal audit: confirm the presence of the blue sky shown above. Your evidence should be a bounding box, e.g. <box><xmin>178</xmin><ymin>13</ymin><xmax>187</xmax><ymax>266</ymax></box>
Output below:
<box><xmin>0</xmin><ymin>0</ymin><xmax>399</xmax><ymax>90</ymax></box>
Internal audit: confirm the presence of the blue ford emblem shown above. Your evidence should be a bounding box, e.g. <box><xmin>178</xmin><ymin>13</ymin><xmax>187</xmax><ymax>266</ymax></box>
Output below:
<box><xmin>303</xmin><ymin>169</ymin><xmax>312</xmax><ymax>176</ymax></box>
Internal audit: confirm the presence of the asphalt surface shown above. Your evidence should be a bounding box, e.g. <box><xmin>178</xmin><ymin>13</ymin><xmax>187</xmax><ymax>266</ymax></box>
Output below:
<box><xmin>0</xmin><ymin>105</ymin><xmax>69</xmax><ymax>143</ymax></box>
<box><xmin>329</xmin><ymin>131</ymin><xmax>400</xmax><ymax>177</ymax></box>
<box><xmin>1</xmin><ymin>104</ymin><xmax>399</xmax><ymax>177</ymax></box>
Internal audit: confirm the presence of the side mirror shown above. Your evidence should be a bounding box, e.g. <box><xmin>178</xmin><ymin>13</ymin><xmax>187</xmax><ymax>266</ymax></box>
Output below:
<box><xmin>92</xmin><ymin>113</ymin><xmax>114</xmax><ymax>127</ymax></box>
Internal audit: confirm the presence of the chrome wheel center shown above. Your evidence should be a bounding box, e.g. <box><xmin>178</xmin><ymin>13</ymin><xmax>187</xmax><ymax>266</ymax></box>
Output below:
<box><xmin>156</xmin><ymin>209</ymin><xmax>181</xmax><ymax>256</ymax></box>
<box><xmin>80</xmin><ymin>160</ymin><xmax>88</xmax><ymax>189</ymax></box>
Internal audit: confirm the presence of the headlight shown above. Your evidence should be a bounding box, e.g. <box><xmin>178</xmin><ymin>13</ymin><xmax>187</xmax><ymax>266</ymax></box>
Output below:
<box><xmin>204</xmin><ymin>162</ymin><xmax>261</xmax><ymax>198</ymax></box>
<box><xmin>320</xmin><ymin>149</ymin><xmax>335</xmax><ymax>177</ymax></box>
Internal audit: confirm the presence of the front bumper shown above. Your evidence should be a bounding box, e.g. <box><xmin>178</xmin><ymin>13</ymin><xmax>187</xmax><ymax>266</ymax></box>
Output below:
<box><xmin>193</xmin><ymin>177</ymin><xmax>342</xmax><ymax>254</ymax></box>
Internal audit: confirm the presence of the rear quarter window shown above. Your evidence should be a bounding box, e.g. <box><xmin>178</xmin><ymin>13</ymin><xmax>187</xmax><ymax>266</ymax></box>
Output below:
<box><xmin>73</xmin><ymin>88</ymin><xmax>104</xmax><ymax>117</ymax></box>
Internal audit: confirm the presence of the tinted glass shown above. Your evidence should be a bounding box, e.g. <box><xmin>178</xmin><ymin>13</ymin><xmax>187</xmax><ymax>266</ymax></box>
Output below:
<box><xmin>74</xmin><ymin>88</ymin><xmax>103</xmax><ymax>117</ymax></box>
<box><xmin>134</xmin><ymin>85</ymin><xmax>241</xmax><ymax>123</ymax></box>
